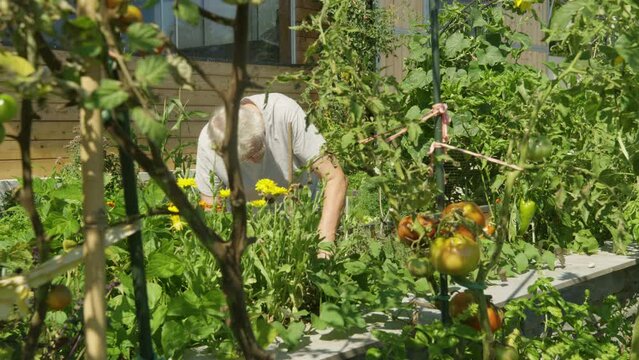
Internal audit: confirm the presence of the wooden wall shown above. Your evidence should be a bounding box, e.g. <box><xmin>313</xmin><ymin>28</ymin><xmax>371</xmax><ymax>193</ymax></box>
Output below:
<box><xmin>0</xmin><ymin>61</ymin><xmax>304</xmax><ymax>179</ymax></box>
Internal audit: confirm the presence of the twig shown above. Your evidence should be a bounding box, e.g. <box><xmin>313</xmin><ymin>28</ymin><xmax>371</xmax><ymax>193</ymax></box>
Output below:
<box><xmin>17</xmin><ymin>27</ymin><xmax>51</xmax><ymax>360</ymax></box>
<box><xmin>429</xmin><ymin>142</ymin><xmax>524</xmax><ymax>171</ymax></box>
<box><xmin>216</xmin><ymin>4</ymin><xmax>272</xmax><ymax>359</ymax></box>
<box><xmin>198</xmin><ymin>5</ymin><xmax>234</xmax><ymax>27</ymax></box>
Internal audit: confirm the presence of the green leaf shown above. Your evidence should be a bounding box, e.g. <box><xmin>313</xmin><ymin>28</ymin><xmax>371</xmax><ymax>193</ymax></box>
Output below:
<box><xmin>95</xmin><ymin>79</ymin><xmax>129</xmax><ymax>110</ymax></box>
<box><xmin>146</xmin><ymin>252</ymin><xmax>185</xmax><ymax>278</ymax></box>
<box><xmin>547</xmin><ymin>0</ymin><xmax>589</xmax><ymax>42</ymax></box>
<box><xmin>126</xmin><ymin>23</ymin><xmax>164</xmax><ymax>52</ymax></box>
<box><xmin>405</xmin><ymin>105</ymin><xmax>422</xmax><ymax>120</ymax></box>
<box><xmin>167</xmin><ymin>54</ymin><xmax>194</xmax><ymax>90</ymax></box>
<box><xmin>319</xmin><ymin>302</ymin><xmax>344</xmax><ymax>328</ymax></box>
<box><xmin>615</xmin><ymin>33</ymin><xmax>639</xmax><ymax>73</ymax></box>
<box><xmin>541</xmin><ymin>250</ymin><xmax>556</xmax><ymax>270</ymax></box>
<box><xmin>415</xmin><ymin>278</ymin><xmax>430</xmax><ymax>293</ymax></box>
<box><xmin>407</xmin><ymin>122</ymin><xmax>422</xmax><ymax>143</ymax></box>
<box><xmin>272</xmin><ymin>321</ymin><xmax>305</xmax><ymax>348</ymax></box>
<box><xmin>341</xmin><ymin>132</ymin><xmax>355</xmax><ymax>149</ymax></box>
<box><xmin>175</xmin><ymin>0</ymin><xmax>201</xmax><ymax>26</ymax></box>
<box><xmin>161</xmin><ymin>320</ymin><xmax>189</xmax><ymax>357</ymax></box>
<box><xmin>401</xmin><ymin>68</ymin><xmax>431</xmax><ymax>91</ymax></box>
<box><xmin>130</xmin><ymin>107</ymin><xmax>167</xmax><ymax>144</ymax></box>
<box><xmin>477</xmin><ymin>46</ymin><xmax>504</xmax><ymax>66</ymax></box>
<box><xmin>253</xmin><ymin>317</ymin><xmax>278</xmax><ymax>348</ymax></box>
<box><xmin>514</xmin><ymin>252</ymin><xmax>529</xmax><ymax>273</ymax></box>
<box><xmin>146</xmin><ymin>282</ymin><xmax>163</xmax><ymax>309</ymax></box>
<box><xmin>0</xmin><ymin>52</ymin><xmax>35</xmax><ymax>76</ymax></box>
<box><xmin>150</xmin><ymin>303</ymin><xmax>167</xmax><ymax>334</ymax></box>
<box><xmin>546</xmin><ymin>305</ymin><xmax>563</xmax><ymax>318</ymax></box>
<box><xmin>135</xmin><ymin>56</ymin><xmax>169</xmax><ymax>87</ymax></box>
<box><xmin>311</xmin><ymin>313</ymin><xmax>328</xmax><ymax>330</ymax></box>
<box><xmin>445</xmin><ymin>32</ymin><xmax>471</xmax><ymax>58</ymax></box>
<box><xmin>344</xmin><ymin>260</ymin><xmax>367</xmax><ymax>275</ymax></box>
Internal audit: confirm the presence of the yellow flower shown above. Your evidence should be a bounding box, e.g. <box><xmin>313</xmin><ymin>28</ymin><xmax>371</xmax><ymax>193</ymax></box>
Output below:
<box><xmin>167</xmin><ymin>204</ymin><xmax>179</xmax><ymax>213</ymax></box>
<box><xmin>177</xmin><ymin>178</ymin><xmax>197</xmax><ymax>188</ymax></box>
<box><xmin>255</xmin><ymin>179</ymin><xmax>277</xmax><ymax>193</ymax></box>
<box><xmin>170</xmin><ymin>215</ymin><xmax>186</xmax><ymax>231</ymax></box>
<box><xmin>248</xmin><ymin>199</ymin><xmax>267</xmax><ymax>208</ymax></box>
<box><xmin>219</xmin><ymin>188</ymin><xmax>231</xmax><ymax>198</ymax></box>
<box><xmin>255</xmin><ymin>178</ymin><xmax>288</xmax><ymax>196</ymax></box>
<box><xmin>514</xmin><ymin>0</ymin><xmax>532</xmax><ymax>11</ymax></box>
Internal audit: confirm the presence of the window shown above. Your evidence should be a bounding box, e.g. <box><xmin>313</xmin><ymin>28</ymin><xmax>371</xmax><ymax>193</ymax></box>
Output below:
<box><xmin>140</xmin><ymin>0</ymin><xmax>291</xmax><ymax>65</ymax></box>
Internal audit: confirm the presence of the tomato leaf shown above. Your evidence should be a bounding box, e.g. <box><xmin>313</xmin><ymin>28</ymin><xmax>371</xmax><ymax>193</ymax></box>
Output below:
<box><xmin>126</xmin><ymin>23</ymin><xmax>164</xmax><ymax>52</ymax></box>
<box><xmin>175</xmin><ymin>0</ymin><xmax>201</xmax><ymax>26</ymax></box>
<box><xmin>95</xmin><ymin>79</ymin><xmax>129</xmax><ymax>110</ymax></box>
<box><xmin>0</xmin><ymin>52</ymin><xmax>35</xmax><ymax>77</ymax></box>
<box><xmin>146</xmin><ymin>252</ymin><xmax>185</xmax><ymax>278</ymax></box>
<box><xmin>130</xmin><ymin>107</ymin><xmax>167</xmax><ymax>144</ymax></box>
<box><xmin>319</xmin><ymin>302</ymin><xmax>345</xmax><ymax>328</ymax></box>
<box><xmin>135</xmin><ymin>56</ymin><xmax>169</xmax><ymax>88</ymax></box>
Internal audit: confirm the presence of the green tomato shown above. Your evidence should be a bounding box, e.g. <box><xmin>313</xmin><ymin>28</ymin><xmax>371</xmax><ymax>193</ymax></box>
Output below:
<box><xmin>0</xmin><ymin>94</ymin><xmax>17</xmax><ymax>123</ymax></box>
<box><xmin>518</xmin><ymin>199</ymin><xmax>536</xmax><ymax>235</ymax></box>
<box><xmin>406</xmin><ymin>256</ymin><xmax>433</xmax><ymax>278</ymax></box>
<box><xmin>527</xmin><ymin>135</ymin><xmax>552</xmax><ymax>161</ymax></box>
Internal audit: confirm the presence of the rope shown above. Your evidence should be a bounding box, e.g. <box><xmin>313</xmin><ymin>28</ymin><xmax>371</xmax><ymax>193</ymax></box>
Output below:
<box><xmin>428</xmin><ymin>142</ymin><xmax>524</xmax><ymax>171</ymax></box>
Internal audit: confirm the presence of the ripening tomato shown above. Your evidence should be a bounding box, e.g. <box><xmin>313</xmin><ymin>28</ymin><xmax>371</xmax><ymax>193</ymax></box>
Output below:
<box><xmin>0</xmin><ymin>94</ymin><xmax>18</xmax><ymax>123</ymax></box>
<box><xmin>453</xmin><ymin>225</ymin><xmax>475</xmax><ymax>241</ymax></box>
<box><xmin>431</xmin><ymin>235</ymin><xmax>480</xmax><ymax>276</ymax></box>
<box><xmin>46</xmin><ymin>284</ymin><xmax>72</xmax><ymax>311</ymax></box>
<box><xmin>449</xmin><ymin>291</ymin><xmax>502</xmax><ymax>332</ymax></box>
<box><xmin>483</xmin><ymin>223</ymin><xmax>496</xmax><ymax>236</ymax></box>
<box><xmin>119</xmin><ymin>5</ymin><xmax>143</xmax><ymax>27</ymax></box>
<box><xmin>442</xmin><ymin>201</ymin><xmax>486</xmax><ymax>228</ymax></box>
<box><xmin>397</xmin><ymin>215</ymin><xmax>437</xmax><ymax>248</ymax></box>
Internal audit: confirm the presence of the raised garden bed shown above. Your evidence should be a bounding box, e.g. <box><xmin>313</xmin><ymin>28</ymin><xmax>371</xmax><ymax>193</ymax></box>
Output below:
<box><xmin>185</xmin><ymin>245</ymin><xmax>639</xmax><ymax>360</ymax></box>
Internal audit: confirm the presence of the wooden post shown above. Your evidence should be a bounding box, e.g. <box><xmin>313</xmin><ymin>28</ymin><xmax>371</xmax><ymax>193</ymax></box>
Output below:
<box><xmin>77</xmin><ymin>0</ymin><xmax>107</xmax><ymax>359</ymax></box>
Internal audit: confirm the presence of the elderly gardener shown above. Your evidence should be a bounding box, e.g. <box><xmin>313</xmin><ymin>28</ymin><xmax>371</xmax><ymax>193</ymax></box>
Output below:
<box><xmin>195</xmin><ymin>93</ymin><xmax>348</xmax><ymax>257</ymax></box>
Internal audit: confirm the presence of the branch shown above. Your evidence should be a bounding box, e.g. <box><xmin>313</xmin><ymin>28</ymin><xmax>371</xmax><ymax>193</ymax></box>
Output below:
<box><xmin>34</xmin><ymin>31</ymin><xmax>63</xmax><ymax>73</ymax></box>
<box><xmin>216</xmin><ymin>5</ymin><xmax>272</xmax><ymax>360</ymax></box>
<box><xmin>16</xmin><ymin>28</ymin><xmax>51</xmax><ymax>359</ymax></box>
<box><xmin>198</xmin><ymin>5</ymin><xmax>235</xmax><ymax>27</ymax></box>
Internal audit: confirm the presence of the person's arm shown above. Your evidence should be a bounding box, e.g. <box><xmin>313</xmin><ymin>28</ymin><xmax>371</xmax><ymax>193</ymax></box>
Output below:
<box><xmin>311</xmin><ymin>154</ymin><xmax>348</xmax><ymax>247</ymax></box>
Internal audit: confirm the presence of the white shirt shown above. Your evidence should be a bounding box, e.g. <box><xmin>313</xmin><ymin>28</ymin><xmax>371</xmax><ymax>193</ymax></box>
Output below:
<box><xmin>195</xmin><ymin>93</ymin><xmax>326</xmax><ymax>200</ymax></box>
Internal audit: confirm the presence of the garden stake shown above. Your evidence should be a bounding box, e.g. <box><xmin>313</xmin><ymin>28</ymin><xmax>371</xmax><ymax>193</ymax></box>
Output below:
<box><xmin>430</xmin><ymin>0</ymin><xmax>450</xmax><ymax>325</ymax></box>
<box><xmin>78</xmin><ymin>0</ymin><xmax>107</xmax><ymax>355</ymax></box>
<box><xmin>107</xmin><ymin>57</ymin><xmax>155</xmax><ymax>360</ymax></box>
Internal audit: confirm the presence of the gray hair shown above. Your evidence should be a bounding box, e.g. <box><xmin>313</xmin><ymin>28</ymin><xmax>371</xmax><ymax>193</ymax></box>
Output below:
<box><xmin>207</xmin><ymin>105</ymin><xmax>266</xmax><ymax>162</ymax></box>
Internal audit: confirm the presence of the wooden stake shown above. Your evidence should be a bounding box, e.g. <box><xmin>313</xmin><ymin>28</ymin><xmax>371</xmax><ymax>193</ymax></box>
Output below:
<box><xmin>77</xmin><ymin>1</ymin><xmax>106</xmax><ymax>359</ymax></box>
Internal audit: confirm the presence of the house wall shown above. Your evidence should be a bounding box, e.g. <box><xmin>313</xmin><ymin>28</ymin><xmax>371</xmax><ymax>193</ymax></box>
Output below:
<box><xmin>0</xmin><ymin>60</ymin><xmax>305</xmax><ymax>179</ymax></box>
